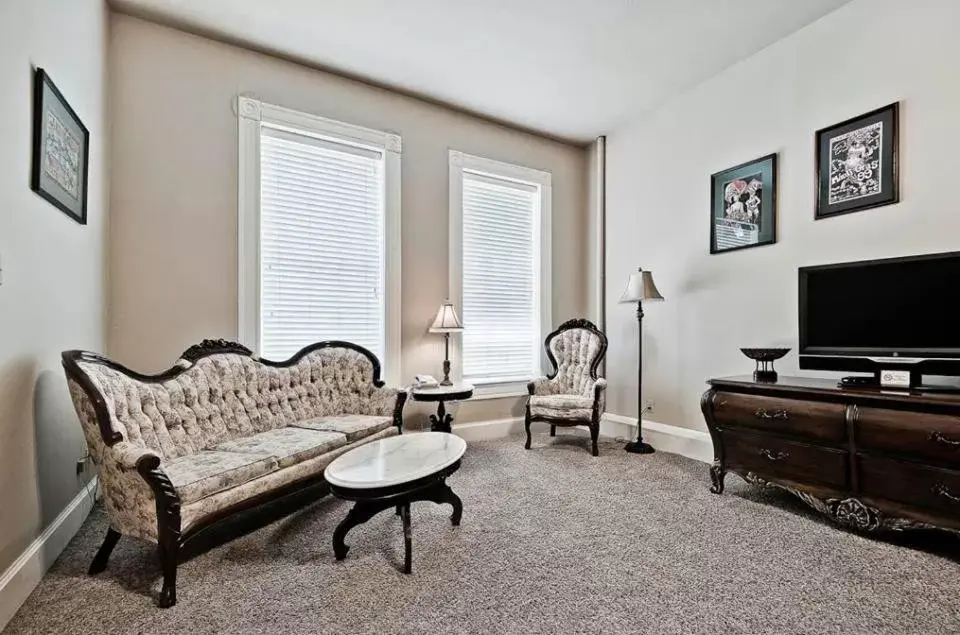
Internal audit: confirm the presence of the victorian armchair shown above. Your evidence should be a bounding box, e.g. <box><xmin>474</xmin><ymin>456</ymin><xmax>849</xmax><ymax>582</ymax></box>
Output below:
<box><xmin>524</xmin><ymin>318</ymin><xmax>608</xmax><ymax>456</ymax></box>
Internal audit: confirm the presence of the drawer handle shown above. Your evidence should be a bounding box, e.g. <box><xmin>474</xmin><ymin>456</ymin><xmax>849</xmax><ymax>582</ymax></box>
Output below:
<box><xmin>759</xmin><ymin>449</ymin><xmax>789</xmax><ymax>462</ymax></box>
<box><xmin>932</xmin><ymin>483</ymin><xmax>960</xmax><ymax>504</ymax></box>
<box><xmin>929</xmin><ymin>431</ymin><xmax>960</xmax><ymax>449</ymax></box>
<box><xmin>755</xmin><ymin>408</ymin><xmax>789</xmax><ymax>421</ymax></box>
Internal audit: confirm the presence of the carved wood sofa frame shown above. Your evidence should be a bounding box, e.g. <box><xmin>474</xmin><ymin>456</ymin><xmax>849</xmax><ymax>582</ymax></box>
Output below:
<box><xmin>525</xmin><ymin>318</ymin><xmax>608</xmax><ymax>456</ymax></box>
<box><xmin>62</xmin><ymin>339</ymin><xmax>407</xmax><ymax>608</ymax></box>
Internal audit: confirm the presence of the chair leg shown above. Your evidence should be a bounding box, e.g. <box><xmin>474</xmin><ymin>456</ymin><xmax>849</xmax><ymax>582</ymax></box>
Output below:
<box><xmin>550</xmin><ymin>425</ymin><xmax>556</xmax><ymax>437</ymax></box>
<box><xmin>524</xmin><ymin>408</ymin><xmax>532</xmax><ymax>449</ymax></box>
<box><xmin>88</xmin><ymin>528</ymin><xmax>121</xmax><ymax>575</ymax></box>
<box><xmin>590</xmin><ymin>423</ymin><xmax>600</xmax><ymax>457</ymax></box>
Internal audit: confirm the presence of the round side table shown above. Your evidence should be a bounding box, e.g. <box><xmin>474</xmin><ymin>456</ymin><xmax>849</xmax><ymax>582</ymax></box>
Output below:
<box><xmin>411</xmin><ymin>383</ymin><xmax>474</xmax><ymax>433</ymax></box>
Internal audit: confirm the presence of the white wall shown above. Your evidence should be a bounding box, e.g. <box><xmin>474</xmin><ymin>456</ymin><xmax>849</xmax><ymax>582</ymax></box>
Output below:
<box><xmin>604</xmin><ymin>0</ymin><xmax>960</xmax><ymax>431</ymax></box>
<box><xmin>0</xmin><ymin>0</ymin><xmax>108</xmax><ymax>616</ymax></box>
<box><xmin>108</xmin><ymin>15</ymin><xmax>588</xmax><ymax>426</ymax></box>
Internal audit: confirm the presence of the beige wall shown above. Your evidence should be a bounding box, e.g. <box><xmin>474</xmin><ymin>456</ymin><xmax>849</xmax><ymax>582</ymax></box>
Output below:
<box><xmin>108</xmin><ymin>15</ymin><xmax>589</xmax><ymax>426</ymax></box>
<box><xmin>0</xmin><ymin>0</ymin><xmax>107</xmax><ymax>584</ymax></box>
<box><xmin>604</xmin><ymin>0</ymin><xmax>960</xmax><ymax>431</ymax></box>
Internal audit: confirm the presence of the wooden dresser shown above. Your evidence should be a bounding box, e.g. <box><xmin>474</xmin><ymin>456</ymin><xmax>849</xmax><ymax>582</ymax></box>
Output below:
<box><xmin>702</xmin><ymin>376</ymin><xmax>960</xmax><ymax>533</ymax></box>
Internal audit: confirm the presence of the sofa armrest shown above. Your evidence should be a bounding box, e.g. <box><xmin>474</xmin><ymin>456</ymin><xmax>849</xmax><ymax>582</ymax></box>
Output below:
<box><xmin>109</xmin><ymin>441</ymin><xmax>162</xmax><ymax>471</ymax></box>
<box><xmin>361</xmin><ymin>385</ymin><xmax>406</xmax><ymax>432</ymax></box>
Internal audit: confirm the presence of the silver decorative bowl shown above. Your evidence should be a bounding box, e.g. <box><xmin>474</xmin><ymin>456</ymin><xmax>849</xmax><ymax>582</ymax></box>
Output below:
<box><xmin>740</xmin><ymin>348</ymin><xmax>790</xmax><ymax>382</ymax></box>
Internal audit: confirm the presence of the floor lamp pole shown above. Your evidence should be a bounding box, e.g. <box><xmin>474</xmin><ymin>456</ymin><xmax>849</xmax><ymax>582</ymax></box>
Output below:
<box><xmin>625</xmin><ymin>300</ymin><xmax>655</xmax><ymax>454</ymax></box>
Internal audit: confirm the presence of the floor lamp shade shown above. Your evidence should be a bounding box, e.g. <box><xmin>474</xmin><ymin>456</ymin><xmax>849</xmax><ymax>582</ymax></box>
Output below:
<box><xmin>619</xmin><ymin>269</ymin><xmax>664</xmax><ymax>303</ymax></box>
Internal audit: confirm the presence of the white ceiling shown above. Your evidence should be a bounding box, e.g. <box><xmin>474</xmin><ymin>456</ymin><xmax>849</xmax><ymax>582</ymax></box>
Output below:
<box><xmin>112</xmin><ymin>0</ymin><xmax>852</xmax><ymax>144</ymax></box>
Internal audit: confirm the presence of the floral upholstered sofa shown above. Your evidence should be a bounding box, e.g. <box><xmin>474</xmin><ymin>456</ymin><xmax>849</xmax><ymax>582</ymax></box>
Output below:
<box><xmin>63</xmin><ymin>339</ymin><xmax>406</xmax><ymax>608</ymax></box>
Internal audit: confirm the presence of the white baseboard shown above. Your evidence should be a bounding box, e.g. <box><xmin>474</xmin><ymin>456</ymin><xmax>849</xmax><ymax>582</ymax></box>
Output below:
<box><xmin>452</xmin><ymin>417</ymin><xmax>526</xmax><ymax>442</ymax></box>
<box><xmin>0</xmin><ymin>477</ymin><xmax>98</xmax><ymax>631</ymax></box>
<box><xmin>451</xmin><ymin>414</ymin><xmax>713</xmax><ymax>464</ymax></box>
<box><xmin>601</xmin><ymin>413</ymin><xmax>713</xmax><ymax>463</ymax></box>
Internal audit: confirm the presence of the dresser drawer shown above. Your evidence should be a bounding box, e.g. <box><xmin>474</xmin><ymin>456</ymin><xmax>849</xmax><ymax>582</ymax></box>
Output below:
<box><xmin>722</xmin><ymin>429</ymin><xmax>849</xmax><ymax>489</ymax></box>
<box><xmin>712</xmin><ymin>392</ymin><xmax>846</xmax><ymax>443</ymax></box>
<box><xmin>859</xmin><ymin>455</ymin><xmax>960</xmax><ymax>515</ymax></box>
<box><xmin>857</xmin><ymin>408</ymin><xmax>960</xmax><ymax>465</ymax></box>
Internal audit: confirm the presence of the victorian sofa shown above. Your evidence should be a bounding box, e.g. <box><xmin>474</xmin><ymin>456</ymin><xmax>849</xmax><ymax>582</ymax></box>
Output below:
<box><xmin>63</xmin><ymin>339</ymin><xmax>406</xmax><ymax>608</ymax></box>
<box><xmin>525</xmin><ymin>318</ymin><xmax>608</xmax><ymax>456</ymax></box>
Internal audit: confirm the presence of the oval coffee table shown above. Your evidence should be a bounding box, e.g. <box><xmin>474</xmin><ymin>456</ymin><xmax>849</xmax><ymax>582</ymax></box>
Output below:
<box><xmin>324</xmin><ymin>432</ymin><xmax>466</xmax><ymax>574</ymax></box>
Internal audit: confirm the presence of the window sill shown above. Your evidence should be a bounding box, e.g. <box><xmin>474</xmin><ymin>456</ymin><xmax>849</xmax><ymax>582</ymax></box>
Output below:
<box><xmin>466</xmin><ymin>378</ymin><xmax>532</xmax><ymax>401</ymax></box>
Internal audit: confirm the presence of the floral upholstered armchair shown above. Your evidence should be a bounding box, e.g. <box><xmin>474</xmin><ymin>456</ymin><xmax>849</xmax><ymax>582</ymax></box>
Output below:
<box><xmin>524</xmin><ymin>318</ymin><xmax>608</xmax><ymax>456</ymax></box>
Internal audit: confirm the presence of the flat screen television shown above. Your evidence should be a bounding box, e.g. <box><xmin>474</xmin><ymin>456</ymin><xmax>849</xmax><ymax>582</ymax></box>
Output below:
<box><xmin>799</xmin><ymin>251</ymin><xmax>960</xmax><ymax>382</ymax></box>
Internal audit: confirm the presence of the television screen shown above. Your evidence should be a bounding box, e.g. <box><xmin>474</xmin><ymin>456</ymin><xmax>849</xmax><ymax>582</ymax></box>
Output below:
<box><xmin>800</xmin><ymin>252</ymin><xmax>960</xmax><ymax>356</ymax></box>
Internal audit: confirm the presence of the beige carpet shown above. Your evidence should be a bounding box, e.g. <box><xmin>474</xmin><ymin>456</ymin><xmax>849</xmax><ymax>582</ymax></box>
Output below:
<box><xmin>6</xmin><ymin>434</ymin><xmax>960</xmax><ymax>634</ymax></box>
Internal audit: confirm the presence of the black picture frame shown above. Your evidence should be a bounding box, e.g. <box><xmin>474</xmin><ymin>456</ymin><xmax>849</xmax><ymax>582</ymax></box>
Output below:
<box><xmin>815</xmin><ymin>102</ymin><xmax>899</xmax><ymax>220</ymax></box>
<box><xmin>709</xmin><ymin>153</ymin><xmax>777</xmax><ymax>255</ymax></box>
<box><xmin>31</xmin><ymin>67</ymin><xmax>89</xmax><ymax>225</ymax></box>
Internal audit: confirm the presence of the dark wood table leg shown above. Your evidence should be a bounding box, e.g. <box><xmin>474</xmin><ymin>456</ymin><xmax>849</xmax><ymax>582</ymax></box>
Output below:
<box><xmin>333</xmin><ymin>501</ymin><xmax>382</xmax><ymax>561</ymax></box>
<box><xmin>331</xmin><ymin>462</ymin><xmax>464</xmax><ymax>573</ymax></box>
<box><xmin>401</xmin><ymin>502</ymin><xmax>412</xmax><ymax>574</ymax></box>
<box><xmin>429</xmin><ymin>400</ymin><xmax>454</xmax><ymax>433</ymax></box>
<box><xmin>420</xmin><ymin>480</ymin><xmax>463</xmax><ymax>526</ymax></box>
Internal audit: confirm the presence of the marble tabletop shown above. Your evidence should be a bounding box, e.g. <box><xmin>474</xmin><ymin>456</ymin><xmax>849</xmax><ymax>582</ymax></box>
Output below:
<box><xmin>325</xmin><ymin>432</ymin><xmax>467</xmax><ymax>489</ymax></box>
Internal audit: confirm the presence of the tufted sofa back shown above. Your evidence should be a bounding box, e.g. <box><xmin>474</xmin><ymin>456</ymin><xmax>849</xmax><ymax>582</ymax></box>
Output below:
<box><xmin>547</xmin><ymin>320</ymin><xmax>607</xmax><ymax>396</ymax></box>
<box><xmin>66</xmin><ymin>343</ymin><xmax>394</xmax><ymax>461</ymax></box>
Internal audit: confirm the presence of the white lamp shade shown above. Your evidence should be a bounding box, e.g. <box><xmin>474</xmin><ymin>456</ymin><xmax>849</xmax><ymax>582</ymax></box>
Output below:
<box><xmin>429</xmin><ymin>302</ymin><xmax>464</xmax><ymax>333</ymax></box>
<box><xmin>619</xmin><ymin>268</ymin><xmax>664</xmax><ymax>303</ymax></box>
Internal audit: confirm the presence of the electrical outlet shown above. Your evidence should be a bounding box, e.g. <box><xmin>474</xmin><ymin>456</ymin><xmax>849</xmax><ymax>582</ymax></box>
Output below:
<box><xmin>76</xmin><ymin>456</ymin><xmax>88</xmax><ymax>475</ymax></box>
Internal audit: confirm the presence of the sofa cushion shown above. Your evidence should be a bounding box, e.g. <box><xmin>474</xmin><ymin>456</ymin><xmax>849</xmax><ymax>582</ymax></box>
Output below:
<box><xmin>530</xmin><ymin>394</ymin><xmax>594</xmax><ymax>420</ymax></box>
<box><xmin>292</xmin><ymin>414</ymin><xmax>392</xmax><ymax>442</ymax></box>
<box><xmin>214</xmin><ymin>427</ymin><xmax>347</xmax><ymax>469</ymax></box>
<box><xmin>164</xmin><ymin>450</ymin><xmax>280</xmax><ymax>505</ymax></box>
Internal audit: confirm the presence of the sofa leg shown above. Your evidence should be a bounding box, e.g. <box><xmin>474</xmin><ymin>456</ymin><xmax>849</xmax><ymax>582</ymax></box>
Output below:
<box><xmin>524</xmin><ymin>410</ymin><xmax>532</xmax><ymax>450</ymax></box>
<box><xmin>88</xmin><ymin>528</ymin><xmax>121</xmax><ymax>575</ymax></box>
<box><xmin>590</xmin><ymin>424</ymin><xmax>600</xmax><ymax>457</ymax></box>
<box><xmin>550</xmin><ymin>425</ymin><xmax>556</xmax><ymax>437</ymax></box>
<box><xmin>157</xmin><ymin>537</ymin><xmax>178</xmax><ymax>608</ymax></box>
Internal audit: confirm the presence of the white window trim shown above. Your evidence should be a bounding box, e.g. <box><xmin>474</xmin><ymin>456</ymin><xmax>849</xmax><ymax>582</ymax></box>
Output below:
<box><xmin>237</xmin><ymin>96</ymin><xmax>402</xmax><ymax>384</ymax></box>
<box><xmin>448</xmin><ymin>149</ymin><xmax>552</xmax><ymax>398</ymax></box>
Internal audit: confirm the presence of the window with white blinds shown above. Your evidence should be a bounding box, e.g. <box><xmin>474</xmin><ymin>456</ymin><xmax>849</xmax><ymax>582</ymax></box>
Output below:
<box><xmin>238</xmin><ymin>97</ymin><xmax>401</xmax><ymax>380</ymax></box>
<box><xmin>450</xmin><ymin>151</ymin><xmax>552</xmax><ymax>392</ymax></box>
<box><xmin>259</xmin><ymin>127</ymin><xmax>385</xmax><ymax>361</ymax></box>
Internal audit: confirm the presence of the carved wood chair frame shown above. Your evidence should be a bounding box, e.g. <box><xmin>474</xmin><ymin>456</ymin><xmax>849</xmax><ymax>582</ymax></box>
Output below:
<box><xmin>524</xmin><ymin>318</ymin><xmax>608</xmax><ymax>456</ymax></box>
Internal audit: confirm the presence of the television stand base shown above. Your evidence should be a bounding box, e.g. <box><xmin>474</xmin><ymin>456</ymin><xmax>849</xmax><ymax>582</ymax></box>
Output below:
<box><xmin>838</xmin><ymin>374</ymin><xmax>960</xmax><ymax>394</ymax></box>
<box><xmin>838</xmin><ymin>375</ymin><xmax>879</xmax><ymax>388</ymax></box>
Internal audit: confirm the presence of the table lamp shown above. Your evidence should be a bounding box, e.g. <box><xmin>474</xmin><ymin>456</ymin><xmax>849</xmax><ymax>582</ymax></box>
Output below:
<box><xmin>619</xmin><ymin>268</ymin><xmax>664</xmax><ymax>454</ymax></box>
<box><xmin>430</xmin><ymin>301</ymin><xmax>464</xmax><ymax>386</ymax></box>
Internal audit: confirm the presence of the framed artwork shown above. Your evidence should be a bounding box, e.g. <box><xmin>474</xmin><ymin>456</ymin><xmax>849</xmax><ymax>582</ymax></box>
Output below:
<box><xmin>31</xmin><ymin>68</ymin><xmax>89</xmax><ymax>225</ymax></box>
<box><xmin>710</xmin><ymin>153</ymin><xmax>777</xmax><ymax>255</ymax></box>
<box><xmin>815</xmin><ymin>102</ymin><xmax>899</xmax><ymax>220</ymax></box>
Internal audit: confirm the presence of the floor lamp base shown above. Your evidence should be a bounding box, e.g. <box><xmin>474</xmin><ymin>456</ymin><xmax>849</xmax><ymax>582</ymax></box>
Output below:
<box><xmin>624</xmin><ymin>440</ymin><xmax>656</xmax><ymax>454</ymax></box>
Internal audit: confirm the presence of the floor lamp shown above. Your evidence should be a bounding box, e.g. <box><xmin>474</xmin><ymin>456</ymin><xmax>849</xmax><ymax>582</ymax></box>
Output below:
<box><xmin>619</xmin><ymin>268</ymin><xmax>664</xmax><ymax>454</ymax></box>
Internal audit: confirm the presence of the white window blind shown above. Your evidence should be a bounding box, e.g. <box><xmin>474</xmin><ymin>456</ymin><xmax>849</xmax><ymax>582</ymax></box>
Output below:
<box><xmin>461</xmin><ymin>171</ymin><xmax>541</xmax><ymax>382</ymax></box>
<box><xmin>259</xmin><ymin>125</ymin><xmax>385</xmax><ymax>361</ymax></box>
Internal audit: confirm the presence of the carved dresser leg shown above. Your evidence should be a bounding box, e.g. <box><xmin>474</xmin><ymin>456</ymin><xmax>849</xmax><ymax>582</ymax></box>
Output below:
<box><xmin>709</xmin><ymin>462</ymin><xmax>726</xmax><ymax>495</ymax></box>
